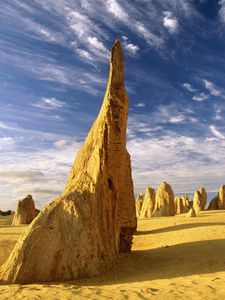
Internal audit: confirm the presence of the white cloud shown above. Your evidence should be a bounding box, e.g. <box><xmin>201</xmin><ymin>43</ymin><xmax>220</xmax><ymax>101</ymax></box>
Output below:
<box><xmin>0</xmin><ymin>140</ymin><xmax>82</xmax><ymax>210</ymax></box>
<box><xmin>127</xmin><ymin>130</ymin><xmax>225</xmax><ymax>195</ymax></box>
<box><xmin>0</xmin><ymin>122</ymin><xmax>12</xmax><ymax>129</ymax></box>
<box><xmin>182</xmin><ymin>82</ymin><xmax>197</xmax><ymax>92</ymax></box>
<box><xmin>0</xmin><ymin>137</ymin><xmax>15</xmax><ymax>149</ymax></box>
<box><xmin>121</xmin><ymin>36</ymin><xmax>139</xmax><ymax>55</ymax></box>
<box><xmin>33</xmin><ymin>97</ymin><xmax>67</xmax><ymax>110</ymax></box>
<box><xmin>104</xmin><ymin>2</ymin><xmax>163</xmax><ymax>48</ymax></box>
<box><xmin>219</xmin><ymin>0</ymin><xmax>225</xmax><ymax>23</ymax></box>
<box><xmin>0</xmin><ymin>169</ymin><xmax>45</xmax><ymax>182</ymax></box>
<box><xmin>76</xmin><ymin>48</ymin><xmax>93</xmax><ymax>62</ymax></box>
<box><xmin>202</xmin><ymin>79</ymin><xmax>221</xmax><ymax>97</ymax></box>
<box><xmin>125</xmin><ymin>43</ymin><xmax>139</xmax><ymax>55</ymax></box>
<box><xmin>54</xmin><ymin>140</ymin><xmax>68</xmax><ymax>148</ymax></box>
<box><xmin>105</xmin><ymin>0</ymin><xmax>128</xmax><ymax>20</ymax></box>
<box><xmin>134</xmin><ymin>102</ymin><xmax>146</xmax><ymax>108</ymax></box>
<box><xmin>214</xmin><ymin>106</ymin><xmax>223</xmax><ymax>121</ymax></box>
<box><xmin>155</xmin><ymin>105</ymin><xmax>187</xmax><ymax>124</ymax></box>
<box><xmin>210</xmin><ymin>125</ymin><xmax>225</xmax><ymax>140</ymax></box>
<box><xmin>193</xmin><ymin>92</ymin><xmax>209</xmax><ymax>102</ymax></box>
<box><xmin>67</xmin><ymin>10</ymin><xmax>108</xmax><ymax>62</ymax></box>
<box><xmin>135</xmin><ymin>22</ymin><xmax>164</xmax><ymax>47</ymax></box>
<box><xmin>163</xmin><ymin>11</ymin><xmax>179</xmax><ymax>33</ymax></box>
<box><xmin>169</xmin><ymin>115</ymin><xmax>185</xmax><ymax>123</ymax></box>
<box><xmin>87</xmin><ymin>37</ymin><xmax>107</xmax><ymax>52</ymax></box>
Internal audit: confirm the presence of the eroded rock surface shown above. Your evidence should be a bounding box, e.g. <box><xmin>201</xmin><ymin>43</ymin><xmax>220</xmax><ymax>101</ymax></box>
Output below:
<box><xmin>193</xmin><ymin>187</ymin><xmax>207</xmax><ymax>212</ymax></box>
<box><xmin>0</xmin><ymin>40</ymin><xmax>136</xmax><ymax>284</ymax></box>
<box><xmin>152</xmin><ymin>182</ymin><xmax>175</xmax><ymax>217</ymax></box>
<box><xmin>208</xmin><ymin>185</ymin><xmax>225</xmax><ymax>210</ymax></box>
<box><xmin>12</xmin><ymin>195</ymin><xmax>35</xmax><ymax>225</ymax></box>
<box><xmin>186</xmin><ymin>208</ymin><xmax>196</xmax><ymax>218</ymax></box>
<box><xmin>135</xmin><ymin>193</ymin><xmax>144</xmax><ymax>217</ymax></box>
<box><xmin>175</xmin><ymin>195</ymin><xmax>190</xmax><ymax>215</ymax></box>
<box><xmin>139</xmin><ymin>187</ymin><xmax>155</xmax><ymax>218</ymax></box>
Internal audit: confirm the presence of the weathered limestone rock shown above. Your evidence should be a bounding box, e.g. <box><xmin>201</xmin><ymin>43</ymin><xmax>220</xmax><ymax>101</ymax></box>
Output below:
<box><xmin>139</xmin><ymin>187</ymin><xmax>155</xmax><ymax>218</ymax></box>
<box><xmin>207</xmin><ymin>185</ymin><xmax>225</xmax><ymax>210</ymax></box>
<box><xmin>152</xmin><ymin>182</ymin><xmax>175</xmax><ymax>217</ymax></box>
<box><xmin>12</xmin><ymin>195</ymin><xmax>35</xmax><ymax>225</ymax></box>
<box><xmin>135</xmin><ymin>193</ymin><xmax>144</xmax><ymax>217</ymax></box>
<box><xmin>175</xmin><ymin>194</ymin><xmax>190</xmax><ymax>215</ymax></box>
<box><xmin>186</xmin><ymin>208</ymin><xmax>196</xmax><ymax>218</ymax></box>
<box><xmin>182</xmin><ymin>194</ymin><xmax>190</xmax><ymax>211</ymax></box>
<box><xmin>207</xmin><ymin>196</ymin><xmax>218</xmax><ymax>210</ymax></box>
<box><xmin>193</xmin><ymin>187</ymin><xmax>207</xmax><ymax>212</ymax></box>
<box><xmin>217</xmin><ymin>185</ymin><xmax>225</xmax><ymax>209</ymax></box>
<box><xmin>189</xmin><ymin>200</ymin><xmax>193</xmax><ymax>209</ymax></box>
<box><xmin>0</xmin><ymin>40</ymin><xmax>137</xmax><ymax>284</ymax></box>
<box><xmin>174</xmin><ymin>197</ymin><xmax>182</xmax><ymax>215</ymax></box>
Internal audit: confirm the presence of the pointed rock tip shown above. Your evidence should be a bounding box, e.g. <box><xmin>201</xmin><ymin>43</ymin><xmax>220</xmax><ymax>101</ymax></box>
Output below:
<box><xmin>112</xmin><ymin>39</ymin><xmax>122</xmax><ymax>49</ymax></box>
<box><xmin>107</xmin><ymin>40</ymin><xmax>124</xmax><ymax>86</ymax></box>
<box><xmin>111</xmin><ymin>39</ymin><xmax>123</xmax><ymax>60</ymax></box>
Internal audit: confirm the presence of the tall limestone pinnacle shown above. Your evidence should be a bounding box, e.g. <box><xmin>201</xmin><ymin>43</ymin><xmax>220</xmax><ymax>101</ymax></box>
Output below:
<box><xmin>0</xmin><ymin>40</ymin><xmax>137</xmax><ymax>284</ymax></box>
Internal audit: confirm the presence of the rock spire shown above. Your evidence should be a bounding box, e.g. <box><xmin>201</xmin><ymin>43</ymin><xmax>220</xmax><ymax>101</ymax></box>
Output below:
<box><xmin>0</xmin><ymin>40</ymin><xmax>136</xmax><ymax>284</ymax></box>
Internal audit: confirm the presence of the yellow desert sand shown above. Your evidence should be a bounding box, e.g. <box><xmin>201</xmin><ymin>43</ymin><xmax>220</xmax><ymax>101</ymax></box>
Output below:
<box><xmin>1</xmin><ymin>211</ymin><xmax>225</xmax><ymax>299</ymax></box>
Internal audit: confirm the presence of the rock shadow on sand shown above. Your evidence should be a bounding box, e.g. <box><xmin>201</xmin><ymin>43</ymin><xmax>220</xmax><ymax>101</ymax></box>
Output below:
<box><xmin>41</xmin><ymin>238</ymin><xmax>225</xmax><ymax>288</ymax></box>
<box><xmin>136</xmin><ymin>222</ymin><xmax>225</xmax><ymax>235</ymax></box>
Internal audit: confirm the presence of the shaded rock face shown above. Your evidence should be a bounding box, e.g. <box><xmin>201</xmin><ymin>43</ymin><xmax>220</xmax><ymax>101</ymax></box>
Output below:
<box><xmin>12</xmin><ymin>195</ymin><xmax>35</xmax><ymax>225</ymax></box>
<box><xmin>152</xmin><ymin>182</ymin><xmax>175</xmax><ymax>217</ymax></box>
<box><xmin>139</xmin><ymin>187</ymin><xmax>155</xmax><ymax>218</ymax></box>
<box><xmin>175</xmin><ymin>195</ymin><xmax>190</xmax><ymax>215</ymax></box>
<box><xmin>0</xmin><ymin>40</ymin><xmax>137</xmax><ymax>284</ymax></box>
<box><xmin>135</xmin><ymin>193</ymin><xmax>144</xmax><ymax>217</ymax></box>
<box><xmin>207</xmin><ymin>185</ymin><xmax>225</xmax><ymax>210</ymax></box>
<box><xmin>193</xmin><ymin>187</ymin><xmax>207</xmax><ymax>212</ymax></box>
<box><xmin>182</xmin><ymin>194</ymin><xmax>190</xmax><ymax>211</ymax></box>
<box><xmin>207</xmin><ymin>196</ymin><xmax>218</xmax><ymax>210</ymax></box>
<box><xmin>186</xmin><ymin>208</ymin><xmax>196</xmax><ymax>218</ymax></box>
<box><xmin>174</xmin><ymin>197</ymin><xmax>182</xmax><ymax>215</ymax></box>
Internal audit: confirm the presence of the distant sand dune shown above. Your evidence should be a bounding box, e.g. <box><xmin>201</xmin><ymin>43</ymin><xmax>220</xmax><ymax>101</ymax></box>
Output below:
<box><xmin>1</xmin><ymin>212</ymin><xmax>225</xmax><ymax>299</ymax></box>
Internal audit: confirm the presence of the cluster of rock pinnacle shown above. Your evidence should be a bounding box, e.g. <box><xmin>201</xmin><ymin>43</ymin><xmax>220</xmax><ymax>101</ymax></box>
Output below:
<box><xmin>136</xmin><ymin>183</ymin><xmax>225</xmax><ymax>219</ymax></box>
<box><xmin>1</xmin><ymin>39</ymin><xmax>225</xmax><ymax>286</ymax></box>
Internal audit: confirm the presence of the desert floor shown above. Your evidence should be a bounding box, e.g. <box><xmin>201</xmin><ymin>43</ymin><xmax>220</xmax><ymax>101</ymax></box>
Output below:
<box><xmin>1</xmin><ymin>211</ymin><xmax>225</xmax><ymax>299</ymax></box>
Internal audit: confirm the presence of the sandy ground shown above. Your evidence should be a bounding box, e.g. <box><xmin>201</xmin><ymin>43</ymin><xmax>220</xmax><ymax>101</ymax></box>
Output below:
<box><xmin>1</xmin><ymin>211</ymin><xmax>225</xmax><ymax>299</ymax></box>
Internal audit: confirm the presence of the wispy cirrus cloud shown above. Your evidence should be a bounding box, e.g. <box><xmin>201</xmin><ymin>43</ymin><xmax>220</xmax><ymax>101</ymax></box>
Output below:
<box><xmin>128</xmin><ymin>125</ymin><xmax>225</xmax><ymax>195</ymax></box>
<box><xmin>105</xmin><ymin>0</ymin><xmax>128</xmax><ymax>20</ymax></box>
<box><xmin>0</xmin><ymin>137</ymin><xmax>15</xmax><ymax>149</ymax></box>
<box><xmin>193</xmin><ymin>92</ymin><xmax>209</xmax><ymax>102</ymax></box>
<box><xmin>202</xmin><ymin>79</ymin><xmax>221</xmax><ymax>97</ymax></box>
<box><xmin>219</xmin><ymin>0</ymin><xmax>225</xmax><ymax>23</ymax></box>
<box><xmin>33</xmin><ymin>97</ymin><xmax>67</xmax><ymax>110</ymax></box>
<box><xmin>210</xmin><ymin>125</ymin><xmax>225</xmax><ymax>140</ymax></box>
<box><xmin>182</xmin><ymin>82</ymin><xmax>197</xmax><ymax>92</ymax></box>
<box><xmin>133</xmin><ymin>102</ymin><xmax>146</xmax><ymax>108</ymax></box>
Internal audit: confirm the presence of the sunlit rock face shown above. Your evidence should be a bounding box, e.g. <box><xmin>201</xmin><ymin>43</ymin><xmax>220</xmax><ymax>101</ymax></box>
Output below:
<box><xmin>208</xmin><ymin>185</ymin><xmax>225</xmax><ymax>210</ymax></box>
<box><xmin>12</xmin><ymin>195</ymin><xmax>35</xmax><ymax>225</ymax></box>
<box><xmin>139</xmin><ymin>187</ymin><xmax>155</xmax><ymax>218</ymax></box>
<box><xmin>193</xmin><ymin>187</ymin><xmax>207</xmax><ymax>212</ymax></box>
<box><xmin>152</xmin><ymin>182</ymin><xmax>175</xmax><ymax>217</ymax></box>
<box><xmin>186</xmin><ymin>208</ymin><xmax>196</xmax><ymax>218</ymax></box>
<box><xmin>0</xmin><ymin>40</ymin><xmax>136</xmax><ymax>284</ymax></box>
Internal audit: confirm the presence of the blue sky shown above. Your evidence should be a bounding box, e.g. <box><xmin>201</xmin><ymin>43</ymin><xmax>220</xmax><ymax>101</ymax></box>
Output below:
<box><xmin>1</xmin><ymin>0</ymin><xmax>225</xmax><ymax>210</ymax></box>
